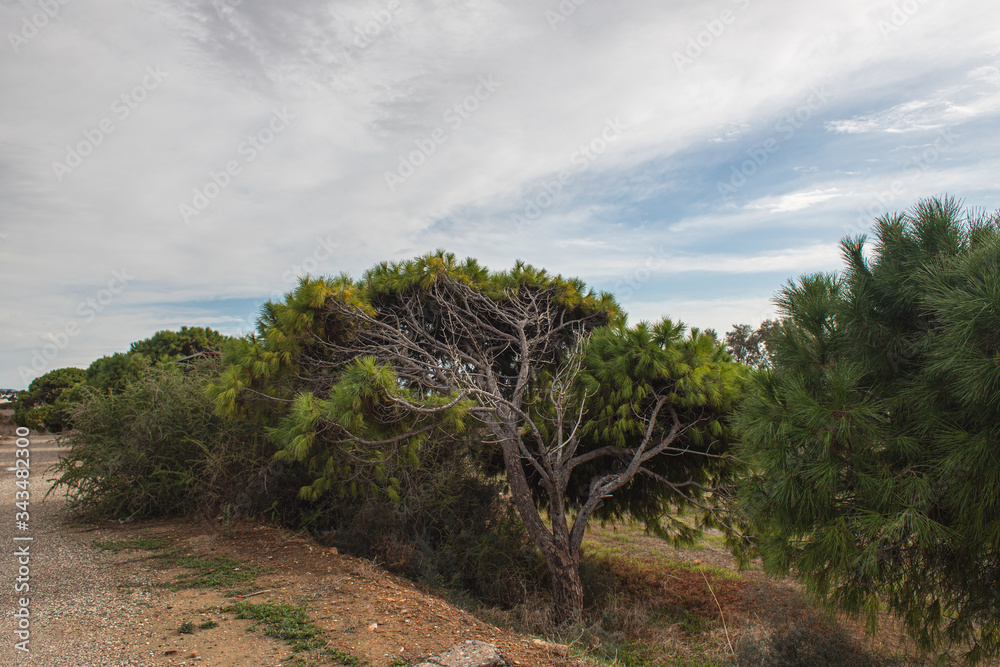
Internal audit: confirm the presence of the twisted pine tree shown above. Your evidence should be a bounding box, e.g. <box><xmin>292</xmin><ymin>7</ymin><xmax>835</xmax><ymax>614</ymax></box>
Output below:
<box><xmin>212</xmin><ymin>251</ymin><xmax>744</xmax><ymax>621</ymax></box>
<box><xmin>735</xmin><ymin>197</ymin><xmax>1000</xmax><ymax>663</ymax></box>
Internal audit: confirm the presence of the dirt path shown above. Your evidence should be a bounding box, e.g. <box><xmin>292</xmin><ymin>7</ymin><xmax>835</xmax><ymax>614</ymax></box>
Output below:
<box><xmin>0</xmin><ymin>434</ymin><xmax>590</xmax><ymax>667</ymax></box>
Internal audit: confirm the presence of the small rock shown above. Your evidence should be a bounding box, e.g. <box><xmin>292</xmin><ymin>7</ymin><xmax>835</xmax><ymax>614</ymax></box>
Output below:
<box><xmin>329</xmin><ymin>547</ymin><xmax>339</xmax><ymax>555</ymax></box>
<box><xmin>368</xmin><ymin>621</ymin><xmax>378</xmax><ymax>632</ymax></box>
<box><xmin>419</xmin><ymin>640</ymin><xmax>512</xmax><ymax>667</ymax></box>
<box><xmin>530</xmin><ymin>639</ymin><xmax>569</xmax><ymax>657</ymax></box>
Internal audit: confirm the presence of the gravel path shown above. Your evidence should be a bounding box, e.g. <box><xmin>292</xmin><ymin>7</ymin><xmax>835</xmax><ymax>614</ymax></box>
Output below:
<box><xmin>1</xmin><ymin>433</ymin><xmax>156</xmax><ymax>667</ymax></box>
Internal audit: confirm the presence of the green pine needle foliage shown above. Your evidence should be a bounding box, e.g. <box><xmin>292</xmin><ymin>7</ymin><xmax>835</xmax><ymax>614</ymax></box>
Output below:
<box><xmin>735</xmin><ymin>196</ymin><xmax>1000</xmax><ymax>664</ymax></box>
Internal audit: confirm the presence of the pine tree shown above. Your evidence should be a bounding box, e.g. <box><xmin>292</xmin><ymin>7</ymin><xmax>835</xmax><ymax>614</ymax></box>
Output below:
<box><xmin>735</xmin><ymin>197</ymin><xmax>1000</xmax><ymax>663</ymax></box>
<box><xmin>213</xmin><ymin>251</ymin><xmax>745</xmax><ymax>621</ymax></box>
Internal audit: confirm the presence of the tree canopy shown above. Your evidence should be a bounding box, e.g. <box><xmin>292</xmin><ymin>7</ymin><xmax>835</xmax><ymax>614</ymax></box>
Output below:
<box><xmin>213</xmin><ymin>250</ymin><xmax>745</xmax><ymax>620</ymax></box>
<box><xmin>12</xmin><ymin>366</ymin><xmax>85</xmax><ymax>431</ymax></box>
<box><xmin>129</xmin><ymin>326</ymin><xmax>231</xmax><ymax>361</ymax></box>
<box><xmin>724</xmin><ymin>320</ymin><xmax>778</xmax><ymax>369</ymax></box>
<box><xmin>735</xmin><ymin>197</ymin><xmax>1000</xmax><ymax>663</ymax></box>
<box><xmin>84</xmin><ymin>326</ymin><xmax>233</xmax><ymax>393</ymax></box>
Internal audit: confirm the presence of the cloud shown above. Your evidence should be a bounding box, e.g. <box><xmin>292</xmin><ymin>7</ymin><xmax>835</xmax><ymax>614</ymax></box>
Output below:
<box><xmin>624</xmin><ymin>296</ymin><xmax>777</xmax><ymax>334</ymax></box>
<box><xmin>827</xmin><ymin>62</ymin><xmax>1000</xmax><ymax>134</ymax></box>
<box><xmin>2</xmin><ymin>0</ymin><xmax>999</xmax><ymax>387</ymax></box>
<box><xmin>747</xmin><ymin>188</ymin><xmax>844</xmax><ymax>213</ymax></box>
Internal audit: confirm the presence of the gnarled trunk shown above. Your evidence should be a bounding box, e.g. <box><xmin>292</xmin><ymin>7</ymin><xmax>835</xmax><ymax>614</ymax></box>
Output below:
<box><xmin>546</xmin><ymin>542</ymin><xmax>584</xmax><ymax>624</ymax></box>
<box><xmin>495</xmin><ymin>425</ymin><xmax>586</xmax><ymax>624</ymax></box>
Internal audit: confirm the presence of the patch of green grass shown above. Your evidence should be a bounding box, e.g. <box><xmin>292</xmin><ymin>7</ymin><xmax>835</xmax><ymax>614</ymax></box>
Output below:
<box><xmin>92</xmin><ymin>537</ymin><xmax>169</xmax><ymax>552</ymax></box>
<box><xmin>198</xmin><ymin>620</ymin><xmax>218</xmax><ymax>630</ymax></box>
<box><xmin>164</xmin><ymin>553</ymin><xmax>261</xmax><ymax>590</ymax></box>
<box><xmin>227</xmin><ymin>602</ymin><xmax>327</xmax><ymax>652</ymax></box>
<box><xmin>694</xmin><ymin>531</ymin><xmax>728</xmax><ymax>550</ymax></box>
<box><xmin>178</xmin><ymin>621</ymin><xmax>196</xmax><ymax>635</ymax></box>
<box><xmin>94</xmin><ymin>541</ymin><xmax>260</xmax><ymax>593</ymax></box>
<box><xmin>327</xmin><ymin>645</ymin><xmax>368</xmax><ymax>665</ymax></box>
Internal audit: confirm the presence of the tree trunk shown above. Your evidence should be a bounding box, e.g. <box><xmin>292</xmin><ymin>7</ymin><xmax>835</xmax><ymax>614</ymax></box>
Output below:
<box><xmin>546</xmin><ymin>541</ymin><xmax>584</xmax><ymax>624</ymax></box>
<box><xmin>491</xmin><ymin>420</ymin><xmax>586</xmax><ymax>623</ymax></box>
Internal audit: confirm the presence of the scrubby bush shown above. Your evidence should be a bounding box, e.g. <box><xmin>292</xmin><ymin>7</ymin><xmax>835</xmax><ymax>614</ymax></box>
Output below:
<box><xmin>54</xmin><ymin>352</ymin><xmax>541</xmax><ymax>608</ymax></box>
<box><xmin>0</xmin><ymin>409</ymin><xmax>17</xmax><ymax>436</ymax></box>
<box><xmin>51</xmin><ymin>358</ymin><xmax>270</xmax><ymax>521</ymax></box>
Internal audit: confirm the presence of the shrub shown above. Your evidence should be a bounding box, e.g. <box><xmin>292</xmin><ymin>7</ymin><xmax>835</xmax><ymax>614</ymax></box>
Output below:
<box><xmin>51</xmin><ymin>358</ymin><xmax>269</xmax><ymax>521</ymax></box>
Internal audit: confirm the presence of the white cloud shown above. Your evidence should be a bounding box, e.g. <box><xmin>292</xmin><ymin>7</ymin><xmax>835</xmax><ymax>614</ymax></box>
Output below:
<box><xmin>624</xmin><ymin>296</ymin><xmax>778</xmax><ymax>334</ymax></box>
<box><xmin>1</xmin><ymin>0</ymin><xmax>999</xmax><ymax>386</ymax></box>
<box><xmin>748</xmin><ymin>188</ymin><xmax>844</xmax><ymax>213</ymax></box>
<box><xmin>827</xmin><ymin>62</ymin><xmax>1000</xmax><ymax>134</ymax></box>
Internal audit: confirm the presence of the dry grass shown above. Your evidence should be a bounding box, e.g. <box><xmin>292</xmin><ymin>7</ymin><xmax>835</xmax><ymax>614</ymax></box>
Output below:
<box><xmin>472</xmin><ymin>520</ymin><xmax>965</xmax><ymax>667</ymax></box>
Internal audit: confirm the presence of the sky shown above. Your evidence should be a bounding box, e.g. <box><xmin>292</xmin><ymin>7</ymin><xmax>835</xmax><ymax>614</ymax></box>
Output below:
<box><xmin>1</xmin><ymin>0</ymin><xmax>999</xmax><ymax>389</ymax></box>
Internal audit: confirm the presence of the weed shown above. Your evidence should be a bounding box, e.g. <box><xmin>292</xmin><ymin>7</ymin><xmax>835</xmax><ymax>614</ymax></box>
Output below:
<box><xmin>327</xmin><ymin>645</ymin><xmax>369</xmax><ymax>665</ymax></box>
<box><xmin>227</xmin><ymin>602</ymin><xmax>327</xmax><ymax>652</ymax></box>
<box><xmin>178</xmin><ymin>621</ymin><xmax>196</xmax><ymax>635</ymax></box>
<box><xmin>198</xmin><ymin>620</ymin><xmax>218</xmax><ymax>630</ymax></box>
<box><xmin>164</xmin><ymin>553</ymin><xmax>260</xmax><ymax>590</ymax></box>
<box><xmin>92</xmin><ymin>537</ymin><xmax>168</xmax><ymax>552</ymax></box>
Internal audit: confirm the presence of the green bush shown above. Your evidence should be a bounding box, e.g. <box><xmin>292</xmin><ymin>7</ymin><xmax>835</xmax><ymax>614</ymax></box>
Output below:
<box><xmin>51</xmin><ymin>358</ymin><xmax>269</xmax><ymax>521</ymax></box>
<box><xmin>13</xmin><ymin>367</ymin><xmax>85</xmax><ymax>432</ymax></box>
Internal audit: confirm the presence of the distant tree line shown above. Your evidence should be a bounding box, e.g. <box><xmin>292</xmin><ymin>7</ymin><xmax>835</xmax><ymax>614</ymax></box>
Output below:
<box><xmin>12</xmin><ymin>326</ymin><xmax>231</xmax><ymax>431</ymax></box>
